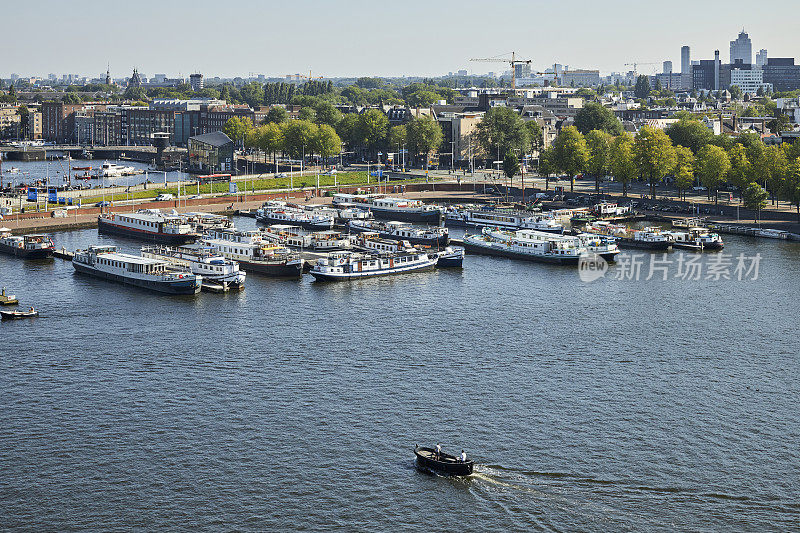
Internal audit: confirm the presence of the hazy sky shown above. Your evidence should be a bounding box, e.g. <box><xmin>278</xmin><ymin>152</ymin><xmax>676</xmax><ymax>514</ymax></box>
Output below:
<box><xmin>5</xmin><ymin>0</ymin><xmax>799</xmax><ymax>79</ymax></box>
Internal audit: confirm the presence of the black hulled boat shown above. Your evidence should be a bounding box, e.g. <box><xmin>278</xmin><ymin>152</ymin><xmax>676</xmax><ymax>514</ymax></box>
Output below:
<box><xmin>414</xmin><ymin>446</ymin><xmax>474</xmax><ymax>476</ymax></box>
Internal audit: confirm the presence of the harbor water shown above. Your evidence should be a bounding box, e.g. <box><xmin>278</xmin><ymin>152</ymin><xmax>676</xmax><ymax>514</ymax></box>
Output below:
<box><xmin>1</xmin><ymin>158</ymin><xmax>190</xmax><ymax>188</ymax></box>
<box><xmin>1</xmin><ymin>218</ymin><xmax>799</xmax><ymax>531</ymax></box>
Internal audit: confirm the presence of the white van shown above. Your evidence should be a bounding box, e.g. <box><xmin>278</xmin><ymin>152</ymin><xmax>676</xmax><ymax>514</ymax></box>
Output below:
<box><xmin>155</xmin><ymin>193</ymin><xmax>175</xmax><ymax>201</ymax></box>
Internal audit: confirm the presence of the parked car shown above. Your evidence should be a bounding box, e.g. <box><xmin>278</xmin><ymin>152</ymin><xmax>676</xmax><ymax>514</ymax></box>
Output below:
<box><xmin>95</xmin><ymin>201</ymin><xmax>111</xmax><ymax>207</ymax></box>
<box><xmin>155</xmin><ymin>193</ymin><xmax>175</xmax><ymax>201</ymax></box>
<box><xmin>275</xmin><ymin>173</ymin><xmax>287</xmax><ymax>179</ymax></box>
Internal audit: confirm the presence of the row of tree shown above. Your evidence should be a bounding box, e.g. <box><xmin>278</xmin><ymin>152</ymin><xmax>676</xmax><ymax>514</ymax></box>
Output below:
<box><xmin>538</xmin><ymin>125</ymin><xmax>800</xmax><ymax>218</ymax></box>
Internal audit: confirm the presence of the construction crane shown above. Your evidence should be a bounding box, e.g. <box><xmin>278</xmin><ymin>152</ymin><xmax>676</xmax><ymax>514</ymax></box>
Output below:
<box><xmin>624</xmin><ymin>62</ymin><xmax>659</xmax><ymax>75</ymax></box>
<box><xmin>470</xmin><ymin>51</ymin><xmax>533</xmax><ymax>90</ymax></box>
<box><xmin>285</xmin><ymin>70</ymin><xmax>324</xmax><ymax>83</ymax></box>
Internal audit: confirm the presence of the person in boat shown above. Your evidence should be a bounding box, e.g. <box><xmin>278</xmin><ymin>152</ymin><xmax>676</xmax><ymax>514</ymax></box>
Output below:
<box><xmin>435</xmin><ymin>443</ymin><xmax>441</xmax><ymax>459</ymax></box>
<box><xmin>460</xmin><ymin>450</ymin><xmax>467</xmax><ymax>463</ymax></box>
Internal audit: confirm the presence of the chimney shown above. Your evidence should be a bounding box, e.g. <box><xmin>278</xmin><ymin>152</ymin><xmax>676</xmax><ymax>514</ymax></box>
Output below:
<box><xmin>714</xmin><ymin>50</ymin><xmax>720</xmax><ymax>91</ymax></box>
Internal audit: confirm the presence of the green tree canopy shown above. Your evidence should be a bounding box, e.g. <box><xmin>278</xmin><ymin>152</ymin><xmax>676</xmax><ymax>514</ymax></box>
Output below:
<box><xmin>406</xmin><ymin>115</ymin><xmax>443</xmax><ymax>168</ymax></box>
<box><xmin>727</xmin><ymin>144</ymin><xmax>751</xmax><ymax>191</ymax></box>
<box><xmin>298</xmin><ymin>107</ymin><xmax>317</xmax><ymax>122</ymax></box>
<box><xmin>634</xmin><ymin>75</ymin><xmax>651</xmax><ymax>99</ymax></box>
<box><xmin>665</xmin><ymin>117</ymin><xmax>714</xmax><ymax>153</ymax></box>
<box><xmin>356</xmin><ymin>109</ymin><xmax>389</xmax><ymax>155</ymax></box>
<box><xmin>313</xmin><ymin>124</ymin><xmax>342</xmax><ymax>160</ymax></box>
<box><xmin>585</xmin><ymin>129</ymin><xmax>613</xmax><ymax>192</ymax></box>
<box><xmin>283</xmin><ymin>120</ymin><xmax>318</xmax><ymax>159</ymax></box>
<box><xmin>673</xmin><ymin>145</ymin><xmax>695</xmax><ymax>199</ymax></box>
<box><xmin>609</xmin><ymin>134</ymin><xmax>637</xmax><ymax>197</ymax></box>
<box><xmin>387</xmin><ymin>125</ymin><xmax>407</xmax><ymax>148</ymax></box>
<box><xmin>742</xmin><ymin>182</ymin><xmax>768</xmax><ymax>220</ymax></box>
<box><xmin>265</xmin><ymin>106</ymin><xmax>288</xmax><ymax>124</ymax></box>
<box><xmin>223</xmin><ymin>116</ymin><xmax>253</xmax><ymax>147</ymax></box>
<box><xmin>314</xmin><ymin>101</ymin><xmax>342</xmax><ymax>128</ymax></box>
<box><xmin>524</xmin><ymin>121</ymin><xmax>543</xmax><ymax>154</ymax></box>
<box><xmin>503</xmin><ymin>151</ymin><xmax>520</xmax><ymax>180</ymax></box>
<box><xmin>573</xmin><ymin>102</ymin><xmax>624</xmax><ymax>135</ymax></box>
<box><xmin>696</xmin><ymin>144</ymin><xmax>731</xmax><ymax>202</ymax></box>
<box><xmin>475</xmin><ymin>106</ymin><xmax>528</xmax><ymax>161</ymax></box>
<box><xmin>552</xmin><ymin>125</ymin><xmax>589</xmax><ymax>192</ymax></box>
<box><xmin>633</xmin><ymin>126</ymin><xmax>676</xmax><ymax>199</ymax></box>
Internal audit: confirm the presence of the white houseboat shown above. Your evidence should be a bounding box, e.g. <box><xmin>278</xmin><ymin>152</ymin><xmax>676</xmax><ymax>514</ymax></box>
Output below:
<box><xmin>97</xmin><ymin>210</ymin><xmax>198</xmax><ymax>244</ymax></box>
<box><xmin>141</xmin><ymin>244</ymin><xmax>246</xmax><ymax>290</ymax></box>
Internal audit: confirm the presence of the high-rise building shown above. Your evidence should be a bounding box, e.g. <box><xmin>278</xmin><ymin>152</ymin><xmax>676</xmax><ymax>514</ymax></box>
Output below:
<box><xmin>756</xmin><ymin>49</ymin><xmax>768</xmax><ymax>67</ymax></box>
<box><xmin>714</xmin><ymin>50</ymin><xmax>721</xmax><ymax>91</ymax></box>
<box><xmin>681</xmin><ymin>46</ymin><xmax>691</xmax><ymax>90</ymax></box>
<box><xmin>663</xmin><ymin>61</ymin><xmax>673</xmax><ymax>75</ymax></box>
<box><xmin>189</xmin><ymin>73</ymin><xmax>204</xmax><ymax>91</ymax></box>
<box><xmin>514</xmin><ymin>63</ymin><xmax>532</xmax><ymax>78</ymax></box>
<box><xmin>730</xmin><ymin>30</ymin><xmax>752</xmax><ymax>65</ymax></box>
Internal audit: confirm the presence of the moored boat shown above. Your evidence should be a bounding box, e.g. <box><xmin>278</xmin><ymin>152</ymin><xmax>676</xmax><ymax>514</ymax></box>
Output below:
<box><xmin>1</xmin><ymin>308</ymin><xmax>39</xmax><ymax>320</ymax></box>
<box><xmin>255</xmin><ymin>201</ymin><xmax>333</xmax><ymax>230</ymax></box>
<box><xmin>463</xmin><ymin>227</ymin><xmax>585</xmax><ymax>265</ymax></box>
<box><xmin>310</xmin><ymin>249</ymin><xmax>437</xmax><ymax>281</ymax></box>
<box><xmin>347</xmin><ymin>219</ymin><xmax>449</xmax><ymax>248</ymax></box>
<box><xmin>0</xmin><ymin>230</ymin><xmax>55</xmax><ymax>259</ymax></box>
<box><xmin>414</xmin><ymin>446</ymin><xmax>473</xmax><ymax>476</ymax></box>
<box><xmin>584</xmin><ymin>221</ymin><xmax>672</xmax><ymax>251</ymax></box>
<box><xmin>433</xmin><ymin>246</ymin><xmax>464</xmax><ymax>268</ymax></box>
<box><xmin>333</xmin><ymin>193</ymin><xmax>442</xmax><ymax>224</ymax></box>
<box><xmin>141</xmin><ymin>244</ymin><xmax>246</xmax><ymax>290</ymax></box>
<box><xmin>446</xmin><ymin>206</ymin><xmax>564</xmax><ymax>234</ymax></box>
<box><xmin>97</xmin><ymin>210</ymin><xmax>199</xmax><ymax>244</ymax></box>
<box><xmin>72</xmin><ymin>245</ymin><xmax>202</xmax><ymax>295</ymax></box>
<box><xmin>664</xmin><ymin>227</ymin><xmax>724</xmax><ymax>251</ymax></box>
<box><xmin>0</xmin><ymin>288</ymin><xmax>19</xmax><ymax>305</ymax></box>
<box><xmin>203</xmin><ymin>227</ymin><xmax>303</xmax><ymax>278</ymax></box>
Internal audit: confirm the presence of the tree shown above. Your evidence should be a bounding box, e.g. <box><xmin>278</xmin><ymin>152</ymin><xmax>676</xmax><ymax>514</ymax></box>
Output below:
<box><xmin>524</xmin><ymin>121</ymin><xmax>543</xmax><ymax>154</ymax></box>
<box><xmin>573</xmin><ymin>102</ymin><xmax>624</xmax><ymax>135</ymax></box>
<box><xmin>552</xmin><ymin>126</ymin><xmax>589</xmax><ymax>192</ymax></box>
<box><xmin>258</xmin><ymin>122</ymin><xmax>285</xmax><ymax>168</ymax></box>
<box><xmin>405</xmin><ymin>90</ymin><xmax>440</xmax><ymax>108</ymax></box>
<box><xmin>239</xmin><ymin>82</ymin><xmax>264</xmax><ymax>108</ymax></box>
<box><xmin>538</xmin><ymin>146</ymin><xmax>557</xmax><ymax>190</ymax></box>
<box><xmin>665</xmin><ymin>117</ymin><xmax>713</xmax><ymax>153</ymax></box>
<box><xmin>313</xmin><ymin>124</ymin><xmax>342</xmax><ymax>164</ymax></box>
<box><xmin>355</xmin><ymin>77</ymin><xmax>385</xmax><ymax>89</ymax></box>
<box><xmin>633</xmin><ymin>126</ymin><xmax>676</xmax><ymax>199</ymax></box>
<box><xmin>266</xmin><ymin>106</ymin><xmax>288</xmax><ymax>124</ymax></box>
<box><xmin>406</xmin><ymin>115</ymin><xmax>443</xmax><ymax>169</ymax></box>
<box><xmin>503</xmin><ymin>151</ymin><xmax>519</xmax><ymax>181</ymax></box>
<box><xmin>783</xmin><ymin>158</ymin><xmax>800</xmax><ymax>221</ymax></box>
<box><xmin>729</xmin><ymin>84</ymin><xmax>742</xmax><ymax>100</ymax></box>
<box><xmin>283</xmin><ymin>120</ymin><xmax>318</xmax><ymax>160</ymax></box>
<box><xmin>609</xmin><ymin>135</ymin><xmax>637</xmax><ymax>197</ymax></box>
<box><xmin>387</xmin><ymin>125</ymin><xmax>407</xmax><ymax>151</ymax></box>
<box><xmin>585</xmin><ymin>129</ymin><xmax>613</xmax><ymax>193</ymax></box>
<box><xmin>223</xmin><ymin>116</ymin><xmax>253</xmax><ymax>148</ymax></box>
<box><xmin>298</xmin><ymin>106</ymin><xmax>317</xmax><ymax>122</ymax></box>
<box><xmin>634</xmin><ymin>75</ymin><xmax>651</xmax><ymax>99</ymax></box>
<box><xmin>742</xmin><ymin>182</ymin><xmax>768</xmax><ymax>221</ymax></box>
<box><xmin>673</xmin><ymin>145</ymin><xmax>695</xmax><ymax>200</ymax></box>
<box><xmin>314</xmin><ymin>101</ymin><xmax>342</xmax><ymax>128</ymax></box>
<box><xmin>336</xmin><ymin>113</ymin><xmax>361</xmax><ymax>149</ymax></box>
<box><xmin>696</xmin><ymin>144</ymin><xmax>731</xmax><ymax>203</ymax></box>
<box><xmin>727</xmin><ymin>144</ymin><xmax>751</xmax><ymax>192</ymax></box>
<box><xmin>765</xmin><ymin>144</ymin><xmax>788</xmax><ymax>206</ymax></box>
<box><xmin>475</xmin><ymin>106</ymin><xmax>528</xmax><ymax>163</ymax></box>
<box><xmin>356</xmin><ymin>109</ymin><xmax>389</xmax><ymax>158</ymax></box>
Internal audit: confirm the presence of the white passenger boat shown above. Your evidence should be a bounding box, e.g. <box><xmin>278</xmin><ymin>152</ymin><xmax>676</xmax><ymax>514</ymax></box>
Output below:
<box><xmin>98</xmin><ymin>209</ymin><xmax>198</xmax><ymax>244</ymax></box>
<box><xmin>141</xmin><ymin>244</ymin><xmax>246</xmax><ymax>290</ymax></box>
<box><xmin>332</xmin><ymin>193</ymin><xmax>442</xmax><ymax>224</ymax></box>
<box><xmin>96</xmin><ymin>162</ymin><xmax>137</xmax><ymax>177</ymax></box>
<box><xmin>464</xmin><ymin>227</ymin><xmax>618</xmax><ymax>264</ymax></box>
<box><xmin>256</xmin><ymin>201</ymin><xmax>334</xmax><ymax>230</ymax></box>
<box><xmin>72</xmin><ymin>245</ymin><xmax>201</xmax><ymax>294</ymax></box>
<box><xmin>445</xmin><ymin>207</ymin><xmax>564</xmax><ymax>234</ymax></box>
<box><xmin>310</xmin><ymin>249</ymin><xmax>437</xmax><ymax>281</ymax></box>
<box><xmin>203</xmin><ymin>227</ymin><xmax>303</xmax><ymax>278</ymax></box>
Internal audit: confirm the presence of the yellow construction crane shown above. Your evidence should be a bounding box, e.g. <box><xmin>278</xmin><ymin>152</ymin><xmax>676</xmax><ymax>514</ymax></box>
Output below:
<box><xmin>285</xmin><ymin>70</ymin><xmax>324</xmax><ymax>82</ymax></box>
<box><xmin>470</xmin><ymin>51</ymin><xmax>532</xmax><ymax>90</ymax></box>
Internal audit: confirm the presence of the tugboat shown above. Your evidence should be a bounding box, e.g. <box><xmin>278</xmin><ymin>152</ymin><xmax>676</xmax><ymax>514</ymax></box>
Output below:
<box><xmin>414</xmin><ymin>445</ymin><xmax>473</xmax><ymax>476</ymax></box>
<box><xmin>347</xmin><ymin>219</ymin><xmax>449</xmax><ymax>248</ymax></box>
<box><xmin>433</xmin><ymin>247</ymin><xmax>464</xmax><ymax>268</ymax></box>
<box><xmin>0</xmin><ymin>230</ymin><xmax>55</xmax><ymax>259</ymax></box>
<box><xmin>0</xmin><ymin>288</ymin><xmax>19</xmax><ymax>305</ymax></box>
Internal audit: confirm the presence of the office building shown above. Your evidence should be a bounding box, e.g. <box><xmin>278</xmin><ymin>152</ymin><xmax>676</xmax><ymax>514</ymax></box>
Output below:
<box><xmin>681</xmin><ymin>46</ymin><xmax>692</xmax><ymax>89</ymax></box>
<box><xmin>730</xmin><ymin>68</ymin><xmax>772</xmax><ymax>94</ymax></box>
<box><xmin>189</xmin><ymin>73</ymin><xmax>204</xmax><ymax>91</ymax></box>
<box><xmin>762</xmin><ymin>58</ymin><xmax>800</xmax><ymax>91</ymax></box>
<box><xmin>188</xmin><ymin>131</ymin><xmax>234</xmax><ymax>173</ymax></box>
<box><xmin>560</xmin><ymin>69</ymin><xmax>600</xmax><ymax>87</ymax></box>
<box><xmin>730</xmin><ymin>30</ymin><xmax>752</xmax><ymax>65</ymax></box>
<box><xmin>756</xmin><ymin>49</ymin><xmax>768</xmax><ymax>68</ymax></box>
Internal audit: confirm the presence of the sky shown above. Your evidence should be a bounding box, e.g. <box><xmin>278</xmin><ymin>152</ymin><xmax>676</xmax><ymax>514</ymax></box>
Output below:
<box><xmin>4</xmin><ymin>0</ymin><xmax>799</xmax><ymax>79</ymax></box>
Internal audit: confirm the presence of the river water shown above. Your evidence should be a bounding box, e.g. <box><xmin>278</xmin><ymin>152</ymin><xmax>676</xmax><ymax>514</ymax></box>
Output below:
<box><xmin>1</xmin><ymin>219</ymin><xmax>799</xmax><ymax>531</ymax></box>
<box><xmin>1</xmin><ymin>158</ymin><xmax>190</xmax><ymax>188</ymax></box>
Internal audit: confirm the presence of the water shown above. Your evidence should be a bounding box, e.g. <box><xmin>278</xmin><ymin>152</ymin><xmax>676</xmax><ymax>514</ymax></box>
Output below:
<box><xmin>2</xmin><ymin>220</ymin><xmax>800</xmax><ymax>531</ymax></box>
<box><xmin>1</xmin><ymin>158</ymin><xmax>190</xmax><ymax>188</ymax></box>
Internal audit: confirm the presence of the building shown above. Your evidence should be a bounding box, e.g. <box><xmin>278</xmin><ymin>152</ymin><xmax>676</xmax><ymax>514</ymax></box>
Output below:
<box><xmin>663</xmin><ymin>61</ymin><xmax>673</xmax><ymax>75</ymax></box>
<box><xmin>41</xmin><ymin>101</ymin><xmax>108</xmax><ymax>143</ymax></box>
<box><xmin>27</xmin><ymin>111</ymin><xmax>42</xmax><ymax>140</ymax></box>
<box><xmin>128</xmin><ymin>68</ymin><xmax>143</xmax><ymax>88</ymax></box>
<box><xmin>756</xmin><ymin>49</ymin><xmax>768</xmax><ymax>68</ymax></box>
<box><xmin>730</xmin><ymin>67</ymin><xmax>772</xmax><ymax>94</ymax></box>
<box><xmin>514</xmin><ymin>63</ymin><xmax>532</xmax><ymax>78</ymax></box>
<box><xmin>730</xmin><ymin>30</ymin><xmax>752</xmax><ymax>65</ymax></box>
<box><xmin>762</xmin><ymin>58</ymin><xmax>800</xmax><ymax>91</ymax></box>
<box><xmin>692</xmin><ymin>51</ymin><xmax>730</xmax><ymax>91</ymax></box>
<box><xmin>0</xmin><ymin>106</ymin><xmax>21</xmax><ymax>139</ymax></box>
<box><xmin>681</xmin><ymin>46</ymin><xmax>691</xmax><ymax>89</ymax></box>
<box><xmin>560</xmin><ymin>69</ymin><xmax>600</xmax><ymax>87</ymax></box>
<box><xmin>189</xmin><ymin>73</ymin><xmax>204</xmax><ymax>91</ymax></box>
<box><xmin>434</xmin><ymin>110</ymin><xmax>484</xmax><ymax>164</ymax></box>
<box><xmin>188</xmin><ymin>131</ymin><xmax>234</xmax><ymax>173</ymax></box>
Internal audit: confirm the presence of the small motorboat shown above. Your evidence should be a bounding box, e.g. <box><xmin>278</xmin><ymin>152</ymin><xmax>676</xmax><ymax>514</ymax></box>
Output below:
<box><xmin>1</xmin><ymin>307</ymin><xmax>39</xmax><ymax>320</ymax></box>
<box><xmin>414</xmin><ymin>445</ymin><xmax>474</xmax><ymax>476</ymax></box>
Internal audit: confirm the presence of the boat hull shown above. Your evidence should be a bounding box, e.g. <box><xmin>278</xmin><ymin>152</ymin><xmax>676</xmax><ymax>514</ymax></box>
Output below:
<box><xmin>347</xmin><ymin>224</ymin><xmax>449</xmax><ymax>248</ymax></box>
<box><xmin>310</xmin><ymin>261</ymin><xmax>435</xmax><ymax>281</ymax></box>
<box><xmin>239</xmin><ymin>260</ymin><xmax>303</xmax><ymax>278</ymax></box>
<box><xmin>414</xmin><ymin>447</ymin><xmax>473</xmax><ymax>476</ymax></box>
<box><xmin>368</xmin><ymin>207</ymin><xmax>442</xmax><ymax>225</ymax></box>
<box><xmin>671</xmin><ymin>241</ymin><xmax>724</xmax><ymax>251</ymax></box>
<box><xmin>615</xmin><ymin>238</ymin><xmax>671</xmax><ymax>251</ymax></box>
<box><xmin>1</xmin><ymin>311</ymin><xmax>38</xmax><ymax>320</ymax></box>
<box><xmin>463</xmin><ymin>240</ymin><xmax>580</xmax><ymax>265</ymax></box>
<box><xmin>0</xmin><ymin>242</ymin><xmax>54</xmax><ymax>259</ymax></box>
<box><xmin>98</xmin><ymin>217</ymin><xmax>197</xmax><ymax>245</ymax></box>
<box><xmin>72</xmin><ymin>262</ymin><xmax>201</xmax><ymax>294</ymax></box>
<box><xmin>256</xmin><ymin>214</ymin><xmax>332</xmax><ymax>231</ymax></box>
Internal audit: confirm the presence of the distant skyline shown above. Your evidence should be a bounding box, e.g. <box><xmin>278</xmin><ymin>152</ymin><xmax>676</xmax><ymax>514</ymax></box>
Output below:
<box><xmin>5</xmin><ymin>0</ymin><xmax>800</xmax><ymax>79</ymax></box>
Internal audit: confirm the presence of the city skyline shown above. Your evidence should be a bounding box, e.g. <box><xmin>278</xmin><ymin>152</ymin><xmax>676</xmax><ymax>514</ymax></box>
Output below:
<box><xmin>4</xmin><ymin>0</ymin><xmax>800</xmax><ymax>79</ymax></box>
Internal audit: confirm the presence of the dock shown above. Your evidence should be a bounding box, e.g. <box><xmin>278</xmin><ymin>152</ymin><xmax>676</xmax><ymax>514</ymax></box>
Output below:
<box><xmin>53</xmin><ymin>248</ymin><xmax>75</xmax><ymax>260</ymax></box>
